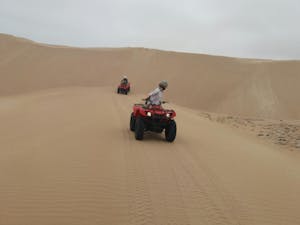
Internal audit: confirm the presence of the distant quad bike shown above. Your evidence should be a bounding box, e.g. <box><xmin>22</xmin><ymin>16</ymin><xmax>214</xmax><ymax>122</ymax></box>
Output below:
<box><xmin>130</xmin><ymin>100</ymin><xmax>177</xmax><ymax>142</ymax></box>
<box><xmin>117</xmin><ymin>83</ymin><xmax>130</xmax><ymax>95</ymax></box>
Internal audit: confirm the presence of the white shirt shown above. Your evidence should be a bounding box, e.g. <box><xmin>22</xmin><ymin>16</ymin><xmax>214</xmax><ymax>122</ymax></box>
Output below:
<box><xmin>148</xmin><ymin>87</ymin><xmax>163</xmax><ymax>105</ymax></box>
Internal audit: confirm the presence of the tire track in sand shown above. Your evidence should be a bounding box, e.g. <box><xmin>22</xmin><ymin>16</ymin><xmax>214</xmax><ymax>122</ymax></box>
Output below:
<box><xmin>112</xmin><ymin>93</ymin><xmax>244</xmax><ymax>225</ymax></box>
<box><xmin>111</xmin><ymin>93</ymin><xmax>157</xmax><ymax>225</ymax></box>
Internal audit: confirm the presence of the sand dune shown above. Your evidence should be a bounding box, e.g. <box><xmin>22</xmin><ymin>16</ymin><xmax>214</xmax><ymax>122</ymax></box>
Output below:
<box><xmin>0</xmin><ymin>87</ymin><xmax>300</xmax><ymax>225</ymax></box>
<box><xmin>1</xmin><ymin>33</ymin><xmax>300</xmax><ymax>119</ymax></box>
<box><xmin>1</xmin><ymin>34</ymin><xmax>300</xmax><ymax>225</ymax></box>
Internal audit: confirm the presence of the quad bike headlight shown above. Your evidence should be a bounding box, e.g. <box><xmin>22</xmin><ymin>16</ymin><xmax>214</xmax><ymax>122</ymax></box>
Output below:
<box><xmin>166</xmin><ymin>113</ymin><xmax>171</xmax><ymax>118</ymax></box>
<box><xmin>147</xmin><ymin>112</ymin><xmax>152</xmax><ymax>117</ymax></box>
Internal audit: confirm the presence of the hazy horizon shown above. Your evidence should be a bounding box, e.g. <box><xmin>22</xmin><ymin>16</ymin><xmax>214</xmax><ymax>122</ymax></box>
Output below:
<box><xmin>1</xmin><ymin>0</ymin><xmax>300</xmax><ymax>60</ymax></box>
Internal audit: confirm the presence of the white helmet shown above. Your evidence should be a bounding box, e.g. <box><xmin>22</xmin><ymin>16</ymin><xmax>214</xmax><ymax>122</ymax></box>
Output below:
<box><xmin>159</xmin><ymin>80</ymin><xmax>168</xmax><ymax>89</ymax></box>
<box><xmin>123</xmin><ymin>75</ymin><xmax>128</xmax><ymax>79</ymax></box>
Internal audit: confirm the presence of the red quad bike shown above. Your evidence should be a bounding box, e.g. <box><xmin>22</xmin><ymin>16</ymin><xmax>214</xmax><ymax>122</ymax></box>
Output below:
<box><xmin>117</xmin><ymin>83</ymin><xmax>130</xmax><ymax>95</ymax></box>
<box><xmin>130</xmin><ymin>100</ymin><xmax>177</xmax><ymax>142</ymax></box>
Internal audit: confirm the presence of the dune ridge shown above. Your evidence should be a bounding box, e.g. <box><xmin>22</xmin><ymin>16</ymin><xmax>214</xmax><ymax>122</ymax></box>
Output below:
<box><xmin>1</xmin><ymin>33</ymin><xmax>300</xmax><ymax>120</ymax></box>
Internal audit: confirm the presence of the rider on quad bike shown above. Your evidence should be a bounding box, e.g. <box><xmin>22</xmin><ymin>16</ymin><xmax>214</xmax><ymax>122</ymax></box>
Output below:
<box><xmin>121</xmin><ymin>75</ymin><xmax>128</xmax><ymax>85</ymax></box>
<box><xmin>117</xmin><ymin>75</ymin><xmax>130</xmax><ymax>94</ymax></box>
<box><xmin>130</xmin><ymin>80</ymin><xmax>177</xmax><ymax>142</ymax></box>
<box><xmin>145</xmin><ymin>80</ymin><xmax>168</xmax><ymax>106</ymax></box>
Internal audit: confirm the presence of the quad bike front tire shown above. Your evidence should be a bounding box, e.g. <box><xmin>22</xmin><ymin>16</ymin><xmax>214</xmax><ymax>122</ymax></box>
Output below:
<box><xmin>165</xmin><ymin>120</ymin><xmax>177</xmax><ymax>142</ymax></box>
<box><xmin>130</xmin><ymin>113</ymin><xmax>135</xmax><ymax>131</ymax></box>
<box><xmin>135</xmin><ymin>117</ymin><xmax>145</xmax><ymax>140</ymax></box>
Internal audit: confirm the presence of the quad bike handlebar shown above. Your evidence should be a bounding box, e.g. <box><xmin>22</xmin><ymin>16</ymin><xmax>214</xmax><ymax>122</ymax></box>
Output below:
<box><xmin>141</xmin><ymin>99</ymin><xmax>168</xmax><ymax>104</ymax></box>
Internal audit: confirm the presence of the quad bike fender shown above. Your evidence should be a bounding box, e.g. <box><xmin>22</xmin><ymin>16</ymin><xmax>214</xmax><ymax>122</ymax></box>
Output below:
<box><xmin>133</xmin><ymin>106</ymin><xmax>147</xmax><ymax>117</ymax></box>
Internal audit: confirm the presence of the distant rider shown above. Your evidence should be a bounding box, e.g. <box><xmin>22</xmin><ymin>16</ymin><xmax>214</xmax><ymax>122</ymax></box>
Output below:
<box><xmin>145</xmin><ymin>80</ymin><xmax>168</xmax><ymax>106</ymax></box>
<box><xmin>121</xmin><ymin>75</ymin><xmax>128</xmax><ymax>85</ymax></box>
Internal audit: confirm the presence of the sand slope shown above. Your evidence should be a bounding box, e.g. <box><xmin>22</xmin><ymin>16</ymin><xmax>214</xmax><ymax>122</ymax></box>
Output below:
<box><xmin>1</xmin><ymin>33</ymin><xmax>300</xmax><ymax>119</ymax></box>
<box><xmin>1</xmin><ymin>34</ymin><xmax>300</xmax><ymax>225</ymax></box>
<box><xmin>1</xmin><ymin>87</ymin><xmax>300</xmax><ymax>225</ymax></box>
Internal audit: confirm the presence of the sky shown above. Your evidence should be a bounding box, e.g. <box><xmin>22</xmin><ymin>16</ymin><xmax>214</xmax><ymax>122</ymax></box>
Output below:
<box><xmin>0</xmin><ymin>0</ymin><xmax>299</xmax><ymax>59</ymax></box>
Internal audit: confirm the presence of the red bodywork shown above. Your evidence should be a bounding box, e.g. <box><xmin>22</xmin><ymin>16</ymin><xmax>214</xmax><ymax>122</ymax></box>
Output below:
<box><xmin>133</xmin><ymin>104</ymin><xmax>176</xmax><ymax>119</ymax></box>
<box><xmin>118</xmin><ymin>83</ymin><xmax>130</xmax><ymax>91</ymax></box>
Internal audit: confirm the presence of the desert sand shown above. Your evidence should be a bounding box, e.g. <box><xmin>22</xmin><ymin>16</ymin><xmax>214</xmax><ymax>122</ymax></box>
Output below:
<box><xmin>1</xmin><ymin>34</ymin><xmax>300</xmax><ymax>225</ymax></box>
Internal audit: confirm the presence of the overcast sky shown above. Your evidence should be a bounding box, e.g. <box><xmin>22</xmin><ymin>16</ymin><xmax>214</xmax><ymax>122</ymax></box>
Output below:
<box><xmin>1</xmin><ymin>0</ymin><xmax>299</xmax><ymax>59</ymax></box>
